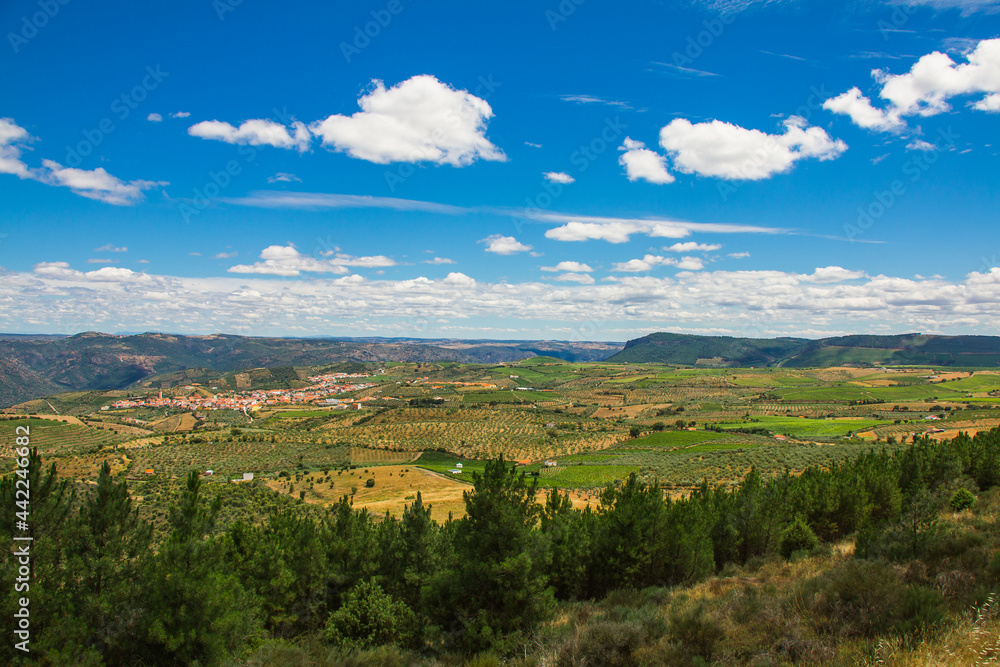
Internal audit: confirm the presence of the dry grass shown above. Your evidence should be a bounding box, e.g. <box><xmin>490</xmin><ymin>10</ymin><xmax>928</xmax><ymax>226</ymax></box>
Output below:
<box><xmin>858</xmin><ymin>595</ymin><xmax>1000</xmax><ymax>666</ymax></box>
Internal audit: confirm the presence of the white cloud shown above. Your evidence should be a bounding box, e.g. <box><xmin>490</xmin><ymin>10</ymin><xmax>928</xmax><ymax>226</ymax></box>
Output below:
<box><xmin>611</xmin><ymin>254</ymin><xmax>705</xmax><ymax>272</ymax></box>
<box><xmin>310</xmin><ymin>75</ymin><xmax>505</xmax><ymax>166</ymax></box>
<box><xmin>188</xmin><ymin>118</ymin><xmax>311</xmax><ymax>152</ymax></box>
<box><xmin>525</xmin><ymin>141</ymin><xmax>542</xmax><ymax>148</ymax></box>
<box><xmin>480</xmin><ymin>234</ymin><xmax>533</xmax><ymax>255</ymax></box>
<box><xmin>228</xmin><ymin>244</ymin><xmax>394</xmax><ymax>277</ymax></box>
<box><xmin>728</xmin><ymin>251</ymin><xmax>751</xmax><ymax>258</ymax></box>
<box><xmin>0</xmin><ymin>119</ymin><xmax>164</xmax><ymax>204</ymax></box>
<box><xmin>618</xmin><ymin>137</ymin><xmax>675</xmax><ymax>184</ymax></box>
<box><xmin>677</xmin><ymin>257</ymin><xmax>706</xmax><ymax>270</ymax></box>
<box><xmin>543</xmin><ymin>171</ymin><xmax>575</xmax><ymax>184</ymax></box>
<box><xmin>32</xmin><ymin>262</ymin><xmax>149</xmax><ymax>283</ymax></box>
<box><xmin>664</xmin><ymin>242</ymin><xmax>721</xmax><ymax>252</ymax></box>
<box><xmin>822</xmin><ymin>87</ymin><xmax>903</xmax><ymax>131</ymax></box>
<box><xmin>170</xmin><ymin>111</ymin><xmax>191</xmax><ymax>118</ymax></box>
<box><xmin>877</xmin><ymin>39</ymin><xmax>1000</xmax><ymax>116</ymax></box>
<box><xmin>267</xmin><ymin>172</ymin><xmax>302</xmax><ymax>183</ymax></box>
<box><xmin>973</xmin><ymin>93</ymin><xmax>1000</xmax><ymax>111</ymax></box>
<box><xmin>906</xmin><ymin>139</ymin><xmax>937</xmax><ymax>151</ymax></box>
<box><xmin>546</xmin><ymin>221</ymin><xmax>647</xmax><ymax>243</ymax></box>
<box><xmin>424</xmin><ymin>257</ymin><xmax>456</xmax><ymax>265</ymax></box>
<box><xmin>658</xmin><ymin>116</ymin><xmax>847</xmax><ymax>180</ymax></box>
<box><xmin>828</xmin><ymin>39</ymin><xmax>1000</xmax><ymax>130</ymax></box>
<box><xmin>541</xmin><ymin>261</ymin><xmax>594</xmax><ymax>273</ymax></box>
<box><xmin>559</xmin><ymin>94</ymin><xmax>632</xmax><ymax>109</ymax></box>
<box><xmin>0</xmin><ymin>118</ymin><xmax>34</xmax><ymax>178</ymax></box>
<box><xmin>554</xmin><ymin>272</ymin><xmax>595</xmax><ymax>284</ymax></box>
<box><xmin>226</xmin><ymin>191</ymin><xmax>467</xmax><ymax>215</ymax></box>
<box><xmin>95</xmin><ymin>244</ymin><xmax>127</xmax><ymax>252</ymax></box>
<box><xmin>542</xmin><ymin>214</ymin><xmax>784</xmax><ymax>244</ymax></box>
<box><xmin>13</xmin><ymin>262</ymin><xmax>1000</xmax><ymax>339</ymax></box>
<box><xmin>902</xmin><ymin>0</ymin><xmax>1000</xmax><ymax>15</ymax></box>
<box><xmin>441</xmin><ymin>272</ymin><xmax>476</xmax><ymax>287</ymax></box>
<box><xmin>87</xmin><ymin>258</ymin><xmax>116</xmax><ymax>264</ymax></box>
<box><xmin>808</xmin><ymin>266</ymin><xmax>866</xmax><ymax>283</ymax></box>
<box><xmin>147</xmin><ymin>113</ymin><xmax>163</xmax><ymax>122</ymax></box>
<box><xmin>38</xmin><ymin>160</ymin><xmax>166</xmax><ymax>205</ymax></box>
<box><xmin>214</xmin><ymin>251</ymin><xmax>238</xmax><ymax>259</ymax></box>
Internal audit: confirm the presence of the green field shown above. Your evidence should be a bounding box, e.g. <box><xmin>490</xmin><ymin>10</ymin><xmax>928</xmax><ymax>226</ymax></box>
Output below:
<box><xmin>630</xmin><ymin>429</ymin><xmax>729</xmax><ymax>448</ymax></box>
<box><xmin>718</xmin><ymin>415</ymin><xmax>893</xmax><ymax>438</ymax></box>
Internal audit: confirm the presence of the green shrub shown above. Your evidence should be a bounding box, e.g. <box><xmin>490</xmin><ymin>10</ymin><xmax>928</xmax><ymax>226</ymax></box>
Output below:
<box><xmin>950</xmin><ymin>487</ymin><xmax>977</xmax><ymax>512</ymax></box>
<box><xmin>323</xmin><ymin>580</ymin><xmax>416</xmax><ymax>650</ymax></box>
<box><xmin>779</xmin><ymin>518</ymin><xmax>819</xmax><ymax>559</ymax></box>
<box><xmin>802</xmin><ymin>560</ymin><xmax>945</xmax><ymax>638</ymax></box>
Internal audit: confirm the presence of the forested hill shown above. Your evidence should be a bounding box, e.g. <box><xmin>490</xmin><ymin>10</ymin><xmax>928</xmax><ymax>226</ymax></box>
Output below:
<box><xmin>0</xmin><ymin>332</ymin><xmax>622</xmax><ymax>407</ymax></box>
<box><xmin>607</xmin><ymin>332</ymin><xmax>1000</xmax><ymax>367</ymax></box>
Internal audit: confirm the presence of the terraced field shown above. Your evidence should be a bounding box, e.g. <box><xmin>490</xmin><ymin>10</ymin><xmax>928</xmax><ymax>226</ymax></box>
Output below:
<box><xmin>0</xmin><ymin>417</ymin><xmax>125</xmax><ymax>455</ymax></box>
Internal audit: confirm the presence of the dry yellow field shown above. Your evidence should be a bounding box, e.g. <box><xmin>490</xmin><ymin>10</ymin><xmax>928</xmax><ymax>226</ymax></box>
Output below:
<box><xmin>265</xmin><ymin>465</ymin><xmax>597</xmax><ymax>520</ymax></box>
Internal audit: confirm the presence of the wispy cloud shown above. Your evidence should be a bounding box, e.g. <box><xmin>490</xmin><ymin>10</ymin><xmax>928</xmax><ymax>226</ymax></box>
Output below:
<box><xmin>225</xmin><ymin>191</ymin><xmax>468</xmax><ymax>215</ymax></box>
<box><xmin>559</xmin><ymin>94</ymin><xmax>633</xmax><ymax>109</ymax></box>
<box><xmin>650</xmin><ymin>62</ymin><xmax>720</xmax><ymax>78</ymax></box>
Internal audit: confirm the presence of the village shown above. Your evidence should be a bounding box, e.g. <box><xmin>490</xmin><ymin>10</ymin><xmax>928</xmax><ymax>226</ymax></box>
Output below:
<box><xmin>101</xmin><ymin>372</ymin><xmax>377</xmax><ymax>413</ymax></box>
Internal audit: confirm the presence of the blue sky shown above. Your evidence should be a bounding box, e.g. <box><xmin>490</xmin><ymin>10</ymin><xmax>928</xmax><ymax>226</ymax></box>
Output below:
<box><xmin>1</xmin><ymin>0</ymin><xmax>999</xmax><ymax>340</ymax></box>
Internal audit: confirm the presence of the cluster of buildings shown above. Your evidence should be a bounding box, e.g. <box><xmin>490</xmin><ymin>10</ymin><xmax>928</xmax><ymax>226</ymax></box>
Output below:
<box><xmin>103</xmin><ymin>372</ymin><xmax>376</xmax><ymax>412</ymax></box>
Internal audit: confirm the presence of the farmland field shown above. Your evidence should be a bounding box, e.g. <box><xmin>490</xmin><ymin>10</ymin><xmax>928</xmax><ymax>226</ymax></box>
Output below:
<box><xmin>5</xmin><ymin>359</ymin><xmax>1000</xmax><ymax>519</ymax></box>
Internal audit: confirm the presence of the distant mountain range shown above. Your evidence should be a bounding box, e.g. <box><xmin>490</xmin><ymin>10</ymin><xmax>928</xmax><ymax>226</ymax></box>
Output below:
<box><xmin>606</xmin><ymin>332</ymin><xmax>1000</xmax><ymax>367</ymax></box>
<box><xmin>0</xmin><ymin>332</ymin><xmax>624</xmax><ymax>407</ymax></box>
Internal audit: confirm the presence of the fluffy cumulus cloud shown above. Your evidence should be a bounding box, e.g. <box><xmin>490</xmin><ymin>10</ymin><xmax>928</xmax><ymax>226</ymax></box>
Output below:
<box><xmin>618</xmin><ymin>137</ymin><xmax>675</xmax><ymax>184</ymax></box>
<box><xmin>423</xmin><ymin>257</ymin><xmax>456</xmax><ymax>265</ymax></box>
<box><xmin>228</xmin><ymin>245</ymin><xmax>394</xmax><ymax>277</ymax></box>
<box><xmin>658</xmin><ymin>116</ymin><xmax>847</xmax><ymax>180</ymax></box>
<box><xmin>147</xmin><ymin>113</ymin><xmax>163</xmax><ymax>122</ymax></box>
<box><xmin>554</xmin><ymin>272</ymin><xmax>595</xmax><ymax>284</ymax></box>
<box><xmin>480</xmin><ymin>234</ymin><xmax>533</xmax><ymax>255</ymax></box>
<box><xmin>32</xmin><ymin>262</ymin><xmax>151</xmax><ymax>283</ymax></box>
<box><xmin>441</xmin><ymin>272</ymin><xmax>476</xmax><ymax>287</ymax></box>
<box><xmin>611</xmin><ymin>254</ymin><xmax>705</xmax><ymax>272</ymax></box>
<box><xmin>310</xmin><ymin>75</ymin><xmax>505</xmax><ymax>166</ymax></box>
<box><xmin>0</xmin><ymin>118</ymin><xmax>165</xmax><ymax>205</ymax></box>
<box><xmin>541</xmin><ymin>261</ymin><xmax>594</xmax><ymax>272</ymax></box>
<box><xmin>188</xmin><ymin>119</ymin><xmax>311</xmax><ymax>152</ymax></box>
<box><xmin>38</xmin><ymin>160</ymin><xmax>166</xmax><ymax>205</ymax></box>
<box><xmin>664</xmin><ymin>242</ymin><xmax>721</xmax><ymax>252</ymax></box>
<box><xmin>821</xmin><ymin>87</ymin><xmax>903</xmax><ymax>132</ymax></box>
<box><xmin>0</xmin><ymin>118</ymin><xmax>35</xmax><ymax>178</ymax></box>
<box><xmin>827</xmin><ymin>38</ymin><xmax>1000</xmax><ymax>131</ymax></box>
<box><xmin>9</xmin><ymin>262</ymin><xmax>1000</xmax><ymax>337</ymax></box>
<box><xmin>543</xmin><ymin>171</ymin><xmax>575</xmax><ymax>184</ymax></box>
<box><xmin>808</xmin><ymin>266</ymin><xmax>867</xmax><ymax>283</ymax></box>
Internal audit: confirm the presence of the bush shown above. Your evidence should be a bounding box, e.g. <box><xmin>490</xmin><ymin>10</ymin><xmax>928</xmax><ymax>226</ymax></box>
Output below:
<box><xmin>323</xmin><ymin>580</ymin><xmax>416</xmax><ymax>650</ymax></box>
<box><xmin>779</xmin><ymin>518</ymin><xmax>819</xmax><ymax>559</ymax></box>
<box><xmin>557</xmin><ymin>620</ymin><xmax>646</xmax><ymax>667</ymax></box>
<box><xmin>668</xmin><ymin>602</ymin><xmax>723</xmax><ymax>662</ymax></box>
<box><xmin>365</xmin><ymin>478</ymin><xmax>375</xmax><ymax>488</ymax></box>
<box><xmin>950</xmin><ymin>487</ymin><xmax>977</xmax><ymax>512</ymax></box>
<box><xmin>802</xmin><ymin>560</ymin><xmax>945</xmax><ymax>638</ymax></box>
